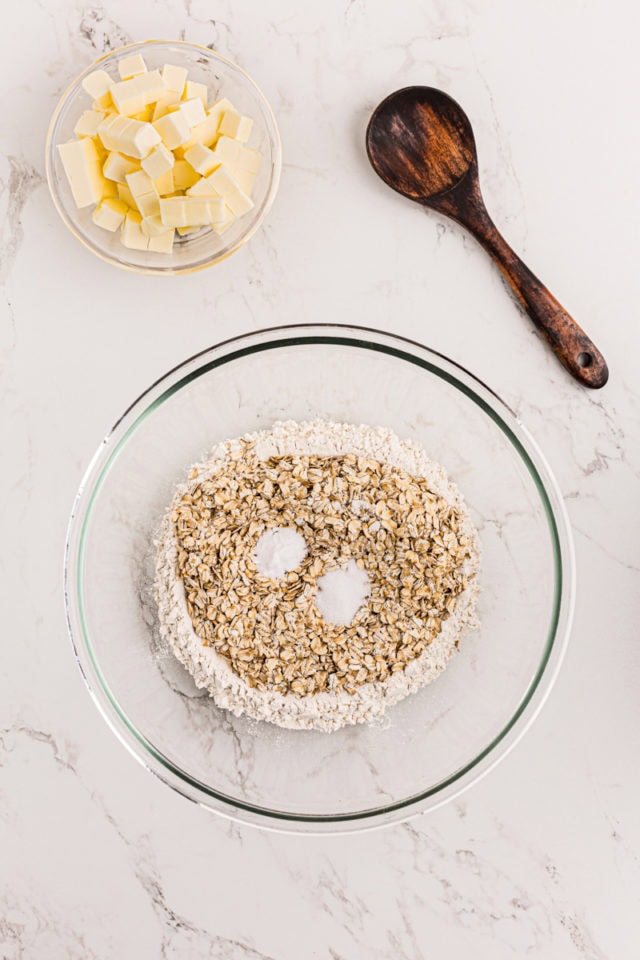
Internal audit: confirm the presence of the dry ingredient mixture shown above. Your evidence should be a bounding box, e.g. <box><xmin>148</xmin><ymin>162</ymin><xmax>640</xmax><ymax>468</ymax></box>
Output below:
<box><xmin>155</xmin><ymin>420</ymin><xmax>480</xmax><ymax>731</ymax></box>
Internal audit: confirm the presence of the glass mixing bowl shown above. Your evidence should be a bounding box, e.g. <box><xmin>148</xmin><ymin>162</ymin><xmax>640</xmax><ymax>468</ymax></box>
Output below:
<box><xmin>45</xmin><ymin>40</ymin><xmax>281</xmax><ymax>275</ymax></box>
<box><xmin>64</xmin><ymin>326</ymin><xmax>574</xmax><ymax>832</ymax></box>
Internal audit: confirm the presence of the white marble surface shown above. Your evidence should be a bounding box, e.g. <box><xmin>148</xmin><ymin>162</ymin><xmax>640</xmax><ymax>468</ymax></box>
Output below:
<box><xmin>2</xmin><ymin>0</ymin><xmax>639</xmax><ymax>956</ymax></box>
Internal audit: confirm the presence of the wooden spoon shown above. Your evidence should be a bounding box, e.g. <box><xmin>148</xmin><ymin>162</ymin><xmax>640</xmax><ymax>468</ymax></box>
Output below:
<box><xmin>366</xmin><ymin>86</ymin><xmax>609</xmax><ymax>388</ymax></box>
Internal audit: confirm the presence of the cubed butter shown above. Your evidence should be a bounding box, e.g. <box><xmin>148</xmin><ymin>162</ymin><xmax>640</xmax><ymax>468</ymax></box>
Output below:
<box><xmin>98</xmin><ymin>115</ymin><xmax>161</xmax><ymax>159</ymax></box>
<box><xmin>131</xmin><ymin>104</ymin><xmax>154</xmax><ymax>123</ymax></box>
<box><xmin>153</xmin><ymin>168</ymin><xmax>175</xmax><ymax>195</ymax></box>
<box><xmin>74</xmin><ymin>110</ymin><xmax>105</xmax><ymax>138</ymax></box>
<box><xmin>218</xmin><ymin>110</ymin><xmax>253</xmax><ymax>143</ymax></box>
<box><xmin>82</xmin><ymin>69</ymin><xmax>112</xmax><ymax>100</ymax></box>
<box><xmin>141</xmin><ymin>143</ymin><xmax>175</xmax><ymax>180</ymax></box>
<box><xmin>234</xmin><ymin>167</ymin><xmax>257</xmax><ymax>195</ymax></box>
<box><xmin>208</xmin><ymin>97</ymin><xmax>235</xmax><ymax>119</ymax></box>
<box><xmin>125</xmin><ymin>170</ymin><xmax>160</xmax><ymax>216</ymax></box>
<box><xmin>101</xmin><ymin>176</ymin><xmax>118</xmax><ymax>199</ymax></box>
<box><xmin>211</xmin><ymin>135</ymin><xmax>242</xmax><ymax>168</ymax></box>
<box><xmin>67</xmin><ymin>63</ymin><xmax>260</xmax><ymax>254</ymax></box>
<box><xmin>117</xmin><ymin>182</ymin><xmax>136</xmax><ymax>208</ymax></box>
<box><xmin>141</xmin><ymin>214</ymin><xmax>169</xmax><ymax>237</ymax></box>
<box><xmin>148</xmin><ymin>229</ymin><xmax>175</xmax><ymax>252</ymax></box>
<box><xmin>240</xmin><ymin>146</ymin><xmax>262</xmax><ymax>175</ymax></box>
<box><xmin>172</xmin><ymin>159</ymin><xmax>200</xmax><ymax>190</ymax></box>
<box><xmin>91</xmin><ymin>197</ymin><xmax>129</xmax><ymax>231</ymax></box>
<box><xmin>185</xmin><ymin>176</ymin><xmax>217</xmax><ymax>197</ymax></box>
<box><xmin>152</xmin><ymin>110</ymin><xmax>191</xmax><ymax>150</ymax></box>
<box><xmin>110</xmin><ymin>70</ymin><xmax>167</xmax><ymax>116</ymax></box>
<box><xmin>58</xmin><ymin>137</ymin><xmax>107</xmax><ymax>208</ymax></box>
<box><xmin>152</xmin><ymin>92</ymin><xmax>181</xmax><ymax>121</ymax></box>
<box><xmin>212</xmin><ymin>205</ymin><xmax>237</xmax><ymax>235</ymax></box>
<box><xmin>103</xmin><ymin>151</ymin><xmax>139</xmax><ymax>183</ymax></box>
<box><xmin>162</xmin><ymin>64</ymin><xmax>187</xmax><ymax>95</ymax></box>
<box><xmin>187</xmin><ymin>165</ymin><xmax>253</xmax><ymax>215</ymax></box>
<box><xmin>179</xmin><ymin>97</ymin><xmax>207</xmax><ymax>128</ymax></box>
<box><xmin>183</xmin><ymin>80</ymin><xmax>207</xmax><ymax>106</ymax></box>
<box><xmin>183</xmin><ymin>143</ymin><xmax>219</xmax><ymax>176</ymax></box>
<box><xmin>125</xmin><ymin>169</ymin><xmax>156</xmax><ymax>197</ymax></box>
<box><xmin>118</xmin><ymin>54</ymin><xmax>147</xmax><ymax>80</ymax></box>
<box><xmin>159</xmin><ymin>196</ymin><xmax>224</xmax><ymax>226</ymax></box>
<box><xmin>158</xmin><ymin>197</ymin><xmax>187</xmax><ymax>227</ymax></box>
<box><xmin>122</xmin><ymin>210</ymin><xmax>149</xmax><ymax>250</ymax></box>
<box><xmin>93</xmin><ymin>91</ymin><xmax>114</xmax><ymax>113</ymax></box>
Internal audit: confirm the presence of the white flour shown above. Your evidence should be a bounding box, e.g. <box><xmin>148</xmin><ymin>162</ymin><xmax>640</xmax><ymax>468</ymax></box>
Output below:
<box><xmin>154</xmin><ymin>420</ymin><xmax>480</xmax><ymax>732</ymax></box>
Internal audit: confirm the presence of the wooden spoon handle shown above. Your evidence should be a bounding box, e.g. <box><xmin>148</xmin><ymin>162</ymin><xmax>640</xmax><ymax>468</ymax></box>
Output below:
<box><xmin>432</xmin><ymin>185</ymin><xmax>609</xmax><ymax>388</ymax></box>
<box><xmin>477</xmin><ymin>223</ymin><xmax>608</xmax><ymax>388</ymax></box>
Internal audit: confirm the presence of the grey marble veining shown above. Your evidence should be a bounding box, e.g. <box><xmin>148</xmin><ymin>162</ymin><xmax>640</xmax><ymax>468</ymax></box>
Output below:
<box><xmin>1</xmin><ymin>0</ymin><xmax>639</xmax><ymax>957</ymax></box>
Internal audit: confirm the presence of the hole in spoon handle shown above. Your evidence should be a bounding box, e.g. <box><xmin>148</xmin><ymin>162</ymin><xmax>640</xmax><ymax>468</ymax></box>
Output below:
<box><xmin>535</xmin><ymin>306</ymin><xmax>609</xmax><ymax>389</ymax></box>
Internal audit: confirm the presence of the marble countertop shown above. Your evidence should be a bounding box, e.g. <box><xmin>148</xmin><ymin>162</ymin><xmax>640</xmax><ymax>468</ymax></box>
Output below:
<box><xmin>2</xmin><ymin>0</ymin><xmax>638</xmax><ymax>956</ymax></box>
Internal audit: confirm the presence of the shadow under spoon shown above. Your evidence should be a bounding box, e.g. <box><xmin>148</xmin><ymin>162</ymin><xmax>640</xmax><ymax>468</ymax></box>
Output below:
<box><xmin>366</xmin><ymin>86</ymin><xmax>608</xmax><ymax>389</ymax></box>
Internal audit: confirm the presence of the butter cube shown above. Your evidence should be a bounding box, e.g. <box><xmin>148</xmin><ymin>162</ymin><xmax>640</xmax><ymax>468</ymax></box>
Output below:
<box><xmin>141</xmin><ymin>214</ymin><xmax>169</xmax><ymax>237</ymax></box>
<box><xmin>58</xmin><ymin>137</ymin><xmax>107</xmax><ymax>208</ymax></box>
<box><xmin>219</xmin><ymin>110</ymin><xmax>253</xmax><ymax>143</ymax></box>
<box><xmin>179</xmin><ymin>97</ymin><xmax>207</xmax><ymax>128</ymax></box>
<box><xmin>132</xmin><ymin>105</ymin><xmax>154</xmax><ymax>123</ymax></box>
<box><xmin>184</xmin><ymin>198</ymin><xmax>224</xmax><ymax>224</ymax></box>
<box><xmin>152</xmin><ymin>110</ymin><xmax>191</xmax><ymax>150</ymax></box>
<box><xmin>159</xmin><ymin>198</ymin><xmax>187</xmax><ymax>227</ymax></box>
<box><xmin>153</xmin><ymin>169</ymin><xmax>175</xmax><ymax>196</ymax></box>
<box><xmin>152</xmin><ymin>92</ymin><xmax>181</xmax><ymax>121</ymax></box>
<box><xmin>207</xmin><ymin>97</ymin><xmax>236</xmax><ymax>123</ymax></box>
<box><xmin>159</xmin><ymin>196</ymin><xmax>224</xmax><ymax>227</ymax></box>
<box><xmin>211</xmin><ymin>135</ymin><xmax>243</xmax><ymax>168</ymax></box>
<box><xmin>93</xmin><ymin>91</ymin><xmax>115</xmax><ymax>113</ymax></box>
<box><xmin>239</xmin><ymin>146</ymin><xmax>262</xmax><ymax>175</ymax></box>
<box><xmin>162</xmin><ymin>64</ymin><xmax>187</xmax><ymax>95</ymax></box>
<box><xmin>141</xmin><ymin>143</ymin><xmax>175</xmax><ymax>180</ymax></box>
<box><xmin>173</xmin><ymin>159</ymin><xmax>200</xmax><ymax>190</ymax></box>
<box><xmin>183</xmin><ymin>80</ymin><xmax>207</xmax><ymax>106</ymax></box>
<box><xmin>110</xmin><ymin>70</ymin><xmax>167</xmax><ymax>116</ymax></box>
<box><xmin>185</xmin><ymin>176</ymin><xmax>217</xmax><ymax>197</ymax></box>
<box><xmin>183</xmin><ymin>143</ymin><xmax>219</xmax><ymax>176</ymax></box>
<box><xmin>122</xmin><ymin>210</ymin><xmax>149</xmax><ymax>250</ymax></box>
<box><xmin>117</xmin><ymin>182</ymin><xmax>136</xmax><ymax>208</ymax></box>
<box><xmin>118</xmin><ymin>54</ymin><xmax>147</xmax><ymax>80</ymax></box>
<box><xmin>126</xmin><ymin>170</ymin><xmax>160</xmax><ymax>217</ymax></box>
<box><xmin>148</xmin><ymin>229</ymin><xmax>175</xmax><ymax>252</ymax></box>
<box><xmin>221</xmin><ymin>186</ymin><xmax>253</xmax><ymax>217</ymax></box>
<box><xmin>191</xmin><ymin>165</ymin><xmax>236</xmax><ymax>196</ymax></box>
<box><xmin>98</xmin><ymin>115</ymin><xmax>161</xmax><ymax>159</ymax></box>
<box><xmin>82</xmin><ymin>69</ymin><xmax>112</xmax><ymax>100</ymax></box>
<box><xmin>103</xmin><ymin>151</ymin><xmax>139</xmax><ymax>183</ymax></box>
<box><xmin>187</xmin><ymin>165</ymin><xmax>253</xmax><ymax>216</ymax></box>
<box><xmin>91</xmin><ymin>197</ymin><xmax>128</xmax><ymax>231</ymax></box>
<box><xmin>102</xmin><ymin>176</ymin><xmax>118</xmax><ymax>199</ymax></box>
<box><xmin>234</xmin><ymin>168</ymin><xmax>257</xmax><ymax>195</ymax></box>
<box><xmin>74</xmin><ymin>110</ymin><xmax>105</xmax><ymax>138</ymax></box>
<box><xmin>137</xmin><ymin>193</ymin><xmax>161</xmax><ymax>217</ymax></box>
<box><xmin>126</xmin><ymin>170</ymin><xmax>156</xmax><ymax>197</ymax></box>
<box><xmin>212</xmin><ymin>206</ymin><xmax>237</xmax><ymax>235</ymax></box>
<box><xmin>174</xmin><ymin>97</ymin><xmax>234</xmax><ymax>156</ymax></box>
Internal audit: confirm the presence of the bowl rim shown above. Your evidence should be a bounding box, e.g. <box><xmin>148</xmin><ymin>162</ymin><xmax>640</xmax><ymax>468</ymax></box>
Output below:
<box><xmin>64</xmin><ymin>324</ymin><xmax>575</xmax><ymax>833</ymax></box>
<box><xmin>45</xmin><ymin>39</ymin><xmax>282</xmax><ymax>276</ymax></box>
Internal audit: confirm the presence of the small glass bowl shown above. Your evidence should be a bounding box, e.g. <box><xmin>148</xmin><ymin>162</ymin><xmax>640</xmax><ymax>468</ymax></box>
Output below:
<box><xmin>64</xmin><ymin>326</ymin><xmax>575</xmax><ymax>833</ymax></box>
<box><xmin>45</xmin><ymin>40</ymin><xmax>281</xmax><ymax>275</ymax></box>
